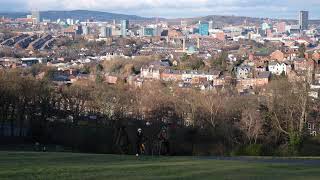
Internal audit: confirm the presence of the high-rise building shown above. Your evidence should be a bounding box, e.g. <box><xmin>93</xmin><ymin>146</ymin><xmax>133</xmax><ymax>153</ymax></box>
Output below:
<box><xmin>75</xmin><ymin>25</ymin><xmax>83</xmax><ymax>35</ymax></box>
<box><xmin>31</xmin><ymin>10</ymin><xmax>40</xmax><ymax>24</ymax></box>
<box><xmin>100</xmin><ymin>26</ymin><xmax>112</xmax><ymax>37</ymax></box>
<box><xmin>299</xmin><ymin>11</ymin><xmax>309</xmax><ymax>30</ymax></box>
<box><xmin>199</xmin><ymin>21</ymin><xmax>209</xmax><ymax>36</ymax></box>
<box><xmin>66</xmin><ymin>18</ymin><xmax>74</xmax><ymax>25</ymax></box>
<box><xmin>209</xmin><ymin>20</ymin><xmax>213</xmax><ymax>30</ymax></box>
<box><xmin>106</xmin><ymin>27</ymin><xmax>113</xmax><ymax>37</ymax></box>
<box><xmin>82</xmin><ymin>25</ymin><xmax>89</xmax><ymax>35</ymax></box>
<box><xmin>155</xmin><ymin>26</ymin><xmax>163</xmax><ymax>36</ymax></box>
<box><xmin>121</xmin><ymin>20</ymin><xmax>129</xmax><ymax>37</ymax></box>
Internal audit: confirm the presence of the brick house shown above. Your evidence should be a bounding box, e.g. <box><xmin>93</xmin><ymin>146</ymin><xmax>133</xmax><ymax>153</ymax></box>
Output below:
<box><xmin>237</xmin><ymin>71</ymin><xmax>270</xmax><ymax>89</ymax></box>
<box><xmin>160</xmin><ymin>69</ymin><xmax>182</xmax><ymax>81</ymax></box>
<box><xmin>293</xmin><ymin>58</ymin><xmax>315</xmax><ymax>72</ymax></box>
<box><xmin>282</xmin><ymin>46</ymin><xmax>299</xmax><ymax>60</ymax></box>
<box><xmin>255</xmin><ymin>71</ymin><xmax>271</xmax><ymax>86</ymax></box>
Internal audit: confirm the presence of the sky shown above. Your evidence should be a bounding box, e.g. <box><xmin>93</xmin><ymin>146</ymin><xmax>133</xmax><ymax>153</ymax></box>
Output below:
<box><xmin>1</xmin><ymin>0</ymin><xmax>320</xmax><ymax>19</ymax></box>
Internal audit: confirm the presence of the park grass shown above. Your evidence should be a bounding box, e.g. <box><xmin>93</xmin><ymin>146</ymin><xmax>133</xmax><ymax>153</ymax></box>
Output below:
<box><xmin>0</xmin><ymin>152</ymin><xmax>320</xmax><ymax>180</ymax></box>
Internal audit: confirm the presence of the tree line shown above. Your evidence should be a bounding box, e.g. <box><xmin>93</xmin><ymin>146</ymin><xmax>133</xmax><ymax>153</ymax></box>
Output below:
<box><xmin>0</xmin><ymin>68</ymin><xmax>319</xmax><ymax>156</ymax></box>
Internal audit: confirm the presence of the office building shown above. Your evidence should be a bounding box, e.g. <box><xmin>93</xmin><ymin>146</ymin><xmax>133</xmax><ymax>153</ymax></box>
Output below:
<box><xmin>66</xmin><ymin>18</ymin><xmax>74</xmax><ymax>26</ymax></box>
<box><xmin>155</xmin><ymin>26</ymin><xmax>163</xmax><ymax>36</ymax></box>
<box><xmin>82</xmin><ymin>25</ymin><xmax>89</xmax><ymax>35</ymax></box>
<box><xmin>299</xmin><ymin>11</ymin><xmax>309</xmax><ymax>30</ymax></box>
<box><xmin>75</xmin><ymin>25</ymin><xmax>83</xmax><ymax>35</ymax></box>
<box><xmin>106</xmin><ymin>27</ymin><xmax>113</xmax><ymax>37</ymax></box>
<box><xmin>142</xmin><ymin>27</ymin><xmax>155</xmax><ymax>36</ymax></box>
<box><xmin>209</xmin><ymin>20</ymin><xmax>213</xmax><ymax>30</ymax></box>
<box><xmin>121</xmin><ymin>20</ymin><xmax>129</xmax><ymax>37</ymax></box>
<box><xmin>100</xmin><ymin>26</ymin><xmax>112</xmax><ymax>37</ymax></box>
<box><xmin>31</xmin><ymin>10</ymin><xmax>40</xmax><ymax>24</ymax></box>
<box><xmin>199</xmin><ymin>21</ymin><xmax>209</xmax><ymax>36</ymax></box>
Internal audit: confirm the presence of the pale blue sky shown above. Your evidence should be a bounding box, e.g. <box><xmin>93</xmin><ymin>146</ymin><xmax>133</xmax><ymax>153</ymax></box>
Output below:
<box><xmin>1</xmin><ymin>0</ymin><xmax>320</xmax><ymax>19</ymax></box>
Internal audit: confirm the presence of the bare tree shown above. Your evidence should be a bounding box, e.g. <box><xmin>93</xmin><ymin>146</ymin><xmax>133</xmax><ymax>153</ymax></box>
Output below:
<box><xmin>239</xmin><ymin>108</ymin><xmax>263</xmax><ymax>144</ymax></box>
<box><xmin>265</xmin><ymin>79</ymin><xmax>309</xmax><ymax>154</ymax></box>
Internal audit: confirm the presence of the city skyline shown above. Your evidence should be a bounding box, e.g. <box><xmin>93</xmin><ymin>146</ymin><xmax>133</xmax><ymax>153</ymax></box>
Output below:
<box><xmin>1</xmin><ymin>0</ymin><xmax>320</xmax><ymax>19</ymax></box>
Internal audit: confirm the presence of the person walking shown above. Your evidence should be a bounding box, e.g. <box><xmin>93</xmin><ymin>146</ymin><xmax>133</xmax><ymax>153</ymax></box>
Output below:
<box><xmin>136</xmin><ymin>128</ymin><xmax>145</xmax><ymax>156</ymax></box>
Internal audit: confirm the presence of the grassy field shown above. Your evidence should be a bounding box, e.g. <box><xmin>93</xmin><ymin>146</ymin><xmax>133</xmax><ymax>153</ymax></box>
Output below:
<box><xmin>1</xmin><ymin>152</ymin><xmax>320</xmax><ymax>180</ymax></box>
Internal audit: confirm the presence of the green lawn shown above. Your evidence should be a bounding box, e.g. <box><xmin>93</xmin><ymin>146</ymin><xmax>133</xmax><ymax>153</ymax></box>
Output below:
<box><xmin>0</xmin><ymin>152</ymin><xmax>320</xmax><ymax>180</ymax></box>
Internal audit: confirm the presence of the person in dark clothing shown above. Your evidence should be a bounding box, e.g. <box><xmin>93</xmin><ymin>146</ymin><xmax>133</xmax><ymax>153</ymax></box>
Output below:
<box><xmin>136</xmin><ymin>128</ymin><xmax>145</xmax><ymax>156</ymax></box>
<box><xmin>158</xmin><ymin>127</ymin><xmax>170</xmax><ymax>155</ymax></box>
<box><xmin>116</xmin><ymin>126</ymin><xmax>130</xmax><ymax>154</ymax></box>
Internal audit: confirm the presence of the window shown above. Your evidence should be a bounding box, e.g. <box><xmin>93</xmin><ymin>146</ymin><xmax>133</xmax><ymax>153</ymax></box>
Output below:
<box><xmin>311</xmin><ymin>131</ymin><xmax>317</xmax><ymax>137</ymax></box>
<box><xmin>308</xmin><ymin>123</ymin><xmax>312</xmax><ymax>129</ymax></box>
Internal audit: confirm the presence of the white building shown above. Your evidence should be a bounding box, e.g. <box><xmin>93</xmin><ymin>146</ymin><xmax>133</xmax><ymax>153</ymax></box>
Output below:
<box><xmin>140</xmin><ymin>66</ymin><xmax>161</xmax><ymax>80</ymax></box>
<box><xmin>236</xmin><ymin>65</ymin><xmax>251</xmax><ymax>79</ymax></box>
<box><xmin>268</xmin><ymin>61</ymin><xmax>288</xmax><ymax>75</ymax></box>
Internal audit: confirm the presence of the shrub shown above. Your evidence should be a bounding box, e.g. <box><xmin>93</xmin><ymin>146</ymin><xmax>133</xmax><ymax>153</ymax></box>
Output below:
<box><xmin>231</xmin><ymin>144</ymin><xmax>263</xmax><ymax>156</ymax></box>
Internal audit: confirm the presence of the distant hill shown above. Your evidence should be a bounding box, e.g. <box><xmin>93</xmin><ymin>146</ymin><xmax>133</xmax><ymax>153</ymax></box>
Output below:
<box><xmin>0</xmin><ymin>10</ymin><xmax>152</xmax><ymax>21</ymax></box>
<box><xmin>41</xmin><ymin>10</ymin><xmax>151</xmax><ymax>21</ymax></box>
<box><xmin>169</xmin><ymin>15</ymin><xmax>290</xmax><ymax>26</ymax></box>
<box><xmin>0</xmin><ymin>10</ymin><xmax>319</xmax><ymax>26</ymax></box>
<box><xmin>169</xmin><ymin>15</ymin><xmax>320</xmax><ymax>27</ymax></box>
<box><xmin>0</xmin><ymin>12</ymin><xmax>28</xmax><ymax>19</ymax></box>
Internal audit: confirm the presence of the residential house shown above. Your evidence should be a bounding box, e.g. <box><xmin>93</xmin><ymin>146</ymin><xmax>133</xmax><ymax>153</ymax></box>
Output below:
<box><xmin>181</xmin><ymin>70</ymin><xmax>218</xmax><ymax>82</ymax></box>
<box><xmin>255</xmin><ymin>66</ymin><xmax>266</xmax><ymax>72</ymax></box>
<box><xmin>236</xmin><ymin>71</ymin><xmax>270</xmax><ymax>92</ymax></box>
<box><xmin>213</xmin><ymin>78</ymin><xmax>226</xmax><ymax>86</ymax></box>
<box><xmin>237</xmin><ymin>78</ymin><xmax>256</xmax><ymax>90</ymax></box>
<box><xmin>282</xmin><ymin>46</ymin><xmax>299</xmax><ymax>60</ymax></box>
<box><xmin>248</xmin><ymin>51</ymin><xmax>271</xmax><ymax>62</ymax></box>
<box><xmin>140</xmin><ymin>66</ymin><xmax>161</xmax><ymax>80</ymax></box>
<box><xmin>268</xmin><ymin>61</ymin><xmax>288</xmax><ymax>75</ymax></box>
<box><xmin>236</xmin><ymin>65</ymin><xmax>252</xmax><ymax>79</ymax></box>
<box><xmin>293</xmin><ymin>58</ymin><xmax>314</xmax><ymax>72</ymax></box>
<box><xmin>160</xmin><ymin>69</ymin><xmax>182</xmax><ymax>81</ymax></box>
<box><xmin>255</xmin><ymin>71</ymin><xmax>271</xmax><ymax>86</ymax></box>
<box><xmin>306</xmin><ymin>116</ymin><xmax>320</xmax><ymax>136</ymax></box>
